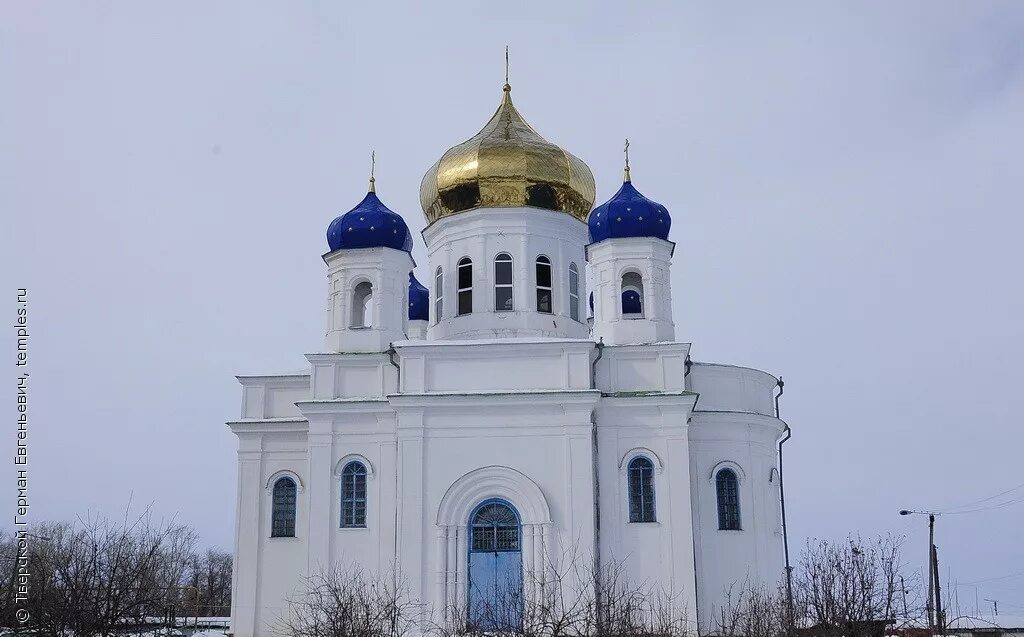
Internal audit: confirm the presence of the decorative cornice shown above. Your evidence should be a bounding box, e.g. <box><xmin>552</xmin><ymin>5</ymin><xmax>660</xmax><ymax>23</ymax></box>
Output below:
<box><xmin>392</xmin><ymin>337</ymin><xmax>596</xmax><ymax>351</ymax></box>
<box><xmin>235</xmin><ymin>373</ymin><xmax>309</xmax><ymax>384</ymax></box>
<box><xmin>388</xmin><ymin>389</ymin><xmax>601</xmax><ymax>410</ymax></box>
<box><xmin>226</xmin><ymin>418</ymin><xmax>309</xmax><ymax>435</ymax></box>
<box><xmin>296</xmin><ymin>399</ymin><xmax>393</xmax><ymax>416</ymax></box>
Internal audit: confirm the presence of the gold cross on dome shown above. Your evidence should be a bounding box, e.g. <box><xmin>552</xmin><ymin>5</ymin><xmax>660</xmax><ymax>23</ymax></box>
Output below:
<box><xmin>623</xmin><ymin>138</ymin><xmax>632</xmax><ymax>182</ymax></box>
<box><xmin>368</xmin><ymin>150</ymin><xmax>376</xmax><ymax>193</ymax></box>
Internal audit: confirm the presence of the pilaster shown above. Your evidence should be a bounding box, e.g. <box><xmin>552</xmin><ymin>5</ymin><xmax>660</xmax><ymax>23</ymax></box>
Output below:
<box><xmin>306</xmin><ymin>421</ymin><xmax>334</xmax><ymax>575</ymax></box>
<box><xmin>231</xmin><ymin>438</ymin><xmax>263</xmax><ymax>637</ymax></box>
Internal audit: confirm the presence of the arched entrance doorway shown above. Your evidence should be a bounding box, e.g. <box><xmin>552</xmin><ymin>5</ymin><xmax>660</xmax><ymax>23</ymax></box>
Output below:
<box><xmin>467</xmin><ymin>499</ymin><xmax>523</xmax><ymax>629</ymax></box>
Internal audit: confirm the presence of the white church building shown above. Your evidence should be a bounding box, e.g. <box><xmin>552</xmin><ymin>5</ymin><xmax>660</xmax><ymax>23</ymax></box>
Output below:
<box><xmin>227</xmin><ymin>78</ymin><xmax>790</xmax><ymax>636</ymax></box>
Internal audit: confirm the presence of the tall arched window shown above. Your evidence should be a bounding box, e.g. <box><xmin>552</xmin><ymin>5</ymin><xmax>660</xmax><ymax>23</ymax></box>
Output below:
<box><xmin>536</xmin><ymin>256</ymin><xmax>552</xmax><ymax>314</ymax></box>
<box><xmin>340</xmin><ymin>461</ymin><xmax>367</xmax><ymax>528</ymax></box>
<box><xmin>621</xmin><ymin>271</ymin><xmax>644</xmax><ymax>317</ymax></box>
<box><xmin>716</xmin><ymin>468</ymin><xmax>741</xmax><ymax>530</ymax></box>
<box><xmin>271</xmin><ymin>477</ymin><xmax>297</xmax><ymax>537</ymax></box>
<box><xmin>434</xmin><ymin>267</ymin><xmax>444</xmax><ymax>324</ymax></box>
<box><xmin>350</xmin><ymin>281</ymin><xmax>373</xmax><ymax>328</ymax></box>
<box><xmin>568</xmin><ymin>263</ymin><xmax>580</xmax><ymax>322</ymax></box>
<box><xmin>494</xmin><ymin>253</ymin><xmax>514</xmax><ymax>311</ymax></box>
<box><xmin>458</xmin><ymin>257</ymin><xmax>473</xmax><ymax>315</ymax></box>
<box><xmin>627</xmin><ymin>457</ymin><xmax>656</xmax><ymax>523</ymax></box>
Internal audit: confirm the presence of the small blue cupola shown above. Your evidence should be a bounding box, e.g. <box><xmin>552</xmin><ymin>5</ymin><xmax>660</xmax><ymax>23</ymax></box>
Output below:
<box><xmin>408</xmin><ymin>272</ymin><xmax>429</xmax><ymax>321</ymax></box>
<box><xmin>621</xmin><ymin>289</ymin><xmax>643</xmax><ymax>314</ymax></box>
<box><xmin>326</xmin><ymin>173</ymin><xmax>413</xmax><ymax>253</ymax></box>
<box><xmin>587</xmin><ymin>143</ymin><xmax>671</xmax><ymax>244</ymax></box>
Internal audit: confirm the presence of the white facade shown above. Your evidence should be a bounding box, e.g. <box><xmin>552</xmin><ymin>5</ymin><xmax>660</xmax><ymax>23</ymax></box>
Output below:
<box><xmin>227</xmin><ymin>215</ymin><xmax>788</xmax><ymax>635</ymax></box>
<box><xmin>226</xmin><ymin>86</ymin><xmax>790</xmax><ymax>637</ymax></box>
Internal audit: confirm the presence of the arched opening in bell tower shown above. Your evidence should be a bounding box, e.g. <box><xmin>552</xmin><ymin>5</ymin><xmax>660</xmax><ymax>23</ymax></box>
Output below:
<box><xmin>350</xmin><ymin>281</ymin><xmax>373</xmax><ymax>328</ymax></box>
<box><xmin>621</xmin><ymin>271</ymin><xmax>644</xmax><ymax>317</ymax></box>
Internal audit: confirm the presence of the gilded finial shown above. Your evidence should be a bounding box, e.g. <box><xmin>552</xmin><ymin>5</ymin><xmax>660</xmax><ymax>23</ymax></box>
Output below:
<box><xmin>368</xmin><ymin>150</ymin><xmax>376</xmax><ymax>193</ymax></box>
<box><xmin>623</xmin><ymin>138</ymin><xmax>631</xmax><ymax>183</ymax></box>
<box><xmin>503</xmin><ymin>45</ymin><xmax>511</xmax><ymax>93</ymax></box>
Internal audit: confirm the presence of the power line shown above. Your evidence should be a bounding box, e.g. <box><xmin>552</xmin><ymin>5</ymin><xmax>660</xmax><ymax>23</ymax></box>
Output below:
<box><xmin>940</xmin><ymin>481</ymin><xmax>1024</xmax><ymax>512</ymax></box>
<box><xmin>939</xmin><ymin>494</ymin><xmax>1024</xmax><ymax>515</ymax></box>
<box><xmin>956</xmin><ymin>571</ymin><xmax>1024</xmax><ymax>585</ymax></box>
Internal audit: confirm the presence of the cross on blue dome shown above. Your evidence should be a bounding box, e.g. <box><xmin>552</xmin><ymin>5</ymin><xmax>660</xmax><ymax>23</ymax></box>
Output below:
<box><xmin>326</xmin><ymin>186</ymin><xmax>413</xmax><ymax>253</ymax></box>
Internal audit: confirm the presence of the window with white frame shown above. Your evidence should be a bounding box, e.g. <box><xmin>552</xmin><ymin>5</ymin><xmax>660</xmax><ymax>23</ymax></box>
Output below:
<box><xmin>457</xmin><ymin>257</ymin><xmax>473</xmax><ymax>315</ymax></box>
<box><xmin>536</xmin><ymin>256</ymin><xmax>552</xmax><ymax>314</ymax></box>
<box><xmin>568</xmin><ymin>262</ymin><xmax>580</xmax><ymax>321</ymax></box>
<box><xmin>494</xmin><ymin>253</ymin><xmax>513</xmax><ymax>311</ymax></box>
<box><xmin>434</xmin><ymin>267</ymin><xmax>444</xmax><ymax>323</ymax></box>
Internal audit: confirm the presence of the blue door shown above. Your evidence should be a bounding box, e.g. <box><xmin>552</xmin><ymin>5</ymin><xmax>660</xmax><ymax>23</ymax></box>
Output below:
<box><xmin>467</xmin><ymin>500</ymin><xmax>523</xmax><ymax>629</ymax></box>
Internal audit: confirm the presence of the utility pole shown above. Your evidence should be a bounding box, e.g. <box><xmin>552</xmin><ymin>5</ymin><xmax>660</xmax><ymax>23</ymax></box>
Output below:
<box><xmin>984</xmin><ymin>598</ymin><xmax>998</xmax><ymax>618</ymax></box>
<box><xmin>901</xmin><ymin>575</ymin><xmax>910</xmax><ymax>619</ymax></box>
<box><xmin>927</xmin><ymin>514</ymin><xmax>935</xmax><ymax>631</ymax></box>
<box><xmin>932</xmin><ymin>543</ymin><xmax>943</xmax><ymax>634</ymax></box>
<box><xmin>899</xmin><ymin>509</ymin><xmax>941</xmax><ymax>633</ymax></box>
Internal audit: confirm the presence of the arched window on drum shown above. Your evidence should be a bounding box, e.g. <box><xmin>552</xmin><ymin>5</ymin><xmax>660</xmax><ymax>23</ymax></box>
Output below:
<box><xmin>494</xmin><ymin>253</ymin><xmax>514</xmax><ymax>311</ymax></box>
<box><xmin>434</xmin><ymin>267</ymin><xmax>444</xmax><ymax>323</ymax></box>
<box><xmin>457</xmin><ymin>257</ymin><xmax>473</xmax><ymax>315</ymax></box>
<box><xmin>536</xmin><ymin>256</ymin><xmax>553</xmax><ymax>314</ymax></box>
<box><xmin>568</xmin><ymin>263</ymin><xmax>580</xmax><ymax>322</ymax></box>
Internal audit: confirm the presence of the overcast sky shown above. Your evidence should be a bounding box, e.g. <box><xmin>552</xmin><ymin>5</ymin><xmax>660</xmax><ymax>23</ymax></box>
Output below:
<box><xmin>4</xmin><ymin>0</ymin><xmax>1023</xmax><ymax>616</ymax></box>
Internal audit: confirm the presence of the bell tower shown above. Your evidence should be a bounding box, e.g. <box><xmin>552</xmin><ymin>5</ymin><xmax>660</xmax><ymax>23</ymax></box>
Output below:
<box><xmin>586</xmin><ymin>144</ymin><xmax>675</xmax><ymax>345</ymax></box>
<box><xmin>323</xmin><ymin>168</ymin><xmax>415</xmax><ymax>353</ymax></box>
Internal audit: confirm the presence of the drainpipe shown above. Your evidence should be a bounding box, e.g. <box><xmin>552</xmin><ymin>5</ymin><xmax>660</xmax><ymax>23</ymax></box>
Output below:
<box><xmin>775</xmin><ymin>376</ymin><xmax>784</xmax><ymax>418</ymax></box>
<box><xmin>387</xmin><ymin>344</ymin><xmax>401</xmax><ymax>390</ymax></box>
<box><xmin>591</xmin><ymin>411</ymin><xmax>602</xmax><ymax>624</ymax></box>
<box><xmin>386</xmin><ymin>344</ymin><xmax>401</xmax><ymax>588</ymax></box>
<box><xmin>775</xmin><ymin>377</ymin><xmax>794</xmax><ymax>631</ymax></box>
<box><xmin>590</xmin><ymin>338</ymin><xmax>604</xmax><ymax>623</ymax></box>
<box><xmin>590</xmin><ymin>338</ymin><xmax>605</xmax><ymax>388</ymax></box>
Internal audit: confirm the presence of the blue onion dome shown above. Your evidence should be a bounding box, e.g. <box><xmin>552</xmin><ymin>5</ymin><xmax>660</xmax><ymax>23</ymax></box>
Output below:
<box><xmin>587</xmin><ymin>157</ymin><xmax>671</xmax><ymax>244</ymax></box>
<box><xmin>408</xmin><ymin>272</ymin><xmax>429</xmax><ymax>321</ymax></box>
<box><xmin>327</xmin><ymin>177</ymin><xmax>413</xmax><ymax>252</ymax></box>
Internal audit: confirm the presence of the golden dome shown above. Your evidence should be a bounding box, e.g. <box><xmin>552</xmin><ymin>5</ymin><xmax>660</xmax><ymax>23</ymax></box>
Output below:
<box><xmin>420</xmin><ymin>84</ymin><xmax>596</xmax><ymax>224</ymax></box>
